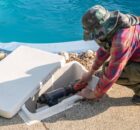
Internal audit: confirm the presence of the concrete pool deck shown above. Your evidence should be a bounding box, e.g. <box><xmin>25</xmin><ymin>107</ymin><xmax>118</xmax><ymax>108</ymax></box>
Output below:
<box><xmin>0</xmin><ymin>84</ymin><xmax>140</xmax><ymax>130</ymax></box>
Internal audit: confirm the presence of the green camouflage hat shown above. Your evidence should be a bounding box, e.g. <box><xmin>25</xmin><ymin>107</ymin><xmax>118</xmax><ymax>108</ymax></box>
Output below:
<box><xmin>82</xmin><ymin>5</ymin><xmax>118</xmax><ymax>41</ymax></box>
<box><xmin>82</xmin><ymin>5</ymin><xmax>140</xmax><ymax>42</ymax></box>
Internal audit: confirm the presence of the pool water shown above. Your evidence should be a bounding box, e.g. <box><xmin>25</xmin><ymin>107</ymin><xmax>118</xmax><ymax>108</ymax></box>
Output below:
<box><xmin>0</xmin><ymin>0</ymin><xmax>140</xmax><ymax>43</ymax></box>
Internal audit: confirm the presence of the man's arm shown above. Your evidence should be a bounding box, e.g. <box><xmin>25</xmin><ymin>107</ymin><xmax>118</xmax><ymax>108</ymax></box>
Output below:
<box><xmin>92</xmin><ymin>47</ymin><xmax>110</xmax><ymax>71</ymax></box>
<box><xmin>94</xmin><ymin>27</ymin><xmax>137</xmax><ymax>97</ymax></box>
<box><xmin>80</xmin><ymin>47</ymin><xmax>110</xmax><ymax>83</ymax></box>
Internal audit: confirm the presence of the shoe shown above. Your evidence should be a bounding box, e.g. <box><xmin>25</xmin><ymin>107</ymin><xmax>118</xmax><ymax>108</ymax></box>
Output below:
<box><xmin>132</xmin><ymin>95</ymin><xmax>140</xmax><ymax>105</ymax></box>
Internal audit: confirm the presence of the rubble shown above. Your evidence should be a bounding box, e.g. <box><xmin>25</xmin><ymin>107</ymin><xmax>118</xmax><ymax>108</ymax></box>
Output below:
<box><xmin>0</xmin><ymin>52</ymin><xmax>7</xmax><ymax>61</ymax></box>
<box><xmin>58</xmin><ymin>52</ymin><xmax>69</xmax><ymax>61</ymax></box>
<box><xmin>84</xmin><ymin>50</ymin><xmax>94</xmax><ymax>58</ymax></box>
<box><xmin>59</xmin><ymin>50</ymin><xmax>96</xmax><ymax>70</ymax></box>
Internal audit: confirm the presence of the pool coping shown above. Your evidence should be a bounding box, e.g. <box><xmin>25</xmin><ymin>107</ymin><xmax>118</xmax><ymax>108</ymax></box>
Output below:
<box><xmin>0</xmin><ymin>40</ymin><xmax>99</xmax><ymax>53</ymax></box>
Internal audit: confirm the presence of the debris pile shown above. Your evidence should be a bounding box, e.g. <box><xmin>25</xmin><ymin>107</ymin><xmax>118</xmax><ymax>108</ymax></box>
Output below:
<box><xmin>59</xmin><ymin>50</ymin><xmax>96</xmax><ymax>70</ymax></box>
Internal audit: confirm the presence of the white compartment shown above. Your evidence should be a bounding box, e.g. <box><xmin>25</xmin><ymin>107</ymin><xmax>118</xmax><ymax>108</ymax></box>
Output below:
<box><xmin>0</xmin><ymin>46</ymin><xmax>65</xmax><ymax>118</ymax></box>
<box><xmin>19</xmin><ymin>61</ymin><xmax>99</xmax><ymax>125</ymax></box>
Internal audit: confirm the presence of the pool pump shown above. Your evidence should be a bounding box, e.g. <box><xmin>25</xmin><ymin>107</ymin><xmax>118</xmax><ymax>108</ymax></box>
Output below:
<box><xmin>37</xmin><ymin>80</ymin><xmax>88</xmax><ymax>106</ymax></box>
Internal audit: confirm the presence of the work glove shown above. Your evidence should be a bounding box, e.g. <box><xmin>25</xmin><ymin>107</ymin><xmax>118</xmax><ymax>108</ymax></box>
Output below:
<box><xmin>78</xmin><ymin>87</ymin><xmax>96</xmax><ymax>99</ymax></box>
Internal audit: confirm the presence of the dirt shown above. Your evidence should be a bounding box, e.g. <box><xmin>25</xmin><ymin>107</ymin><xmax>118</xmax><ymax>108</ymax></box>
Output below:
<box><xmin>63</xmin><ymin>50</ymin><xmax>96</xmax><ymax>71</ymax></box>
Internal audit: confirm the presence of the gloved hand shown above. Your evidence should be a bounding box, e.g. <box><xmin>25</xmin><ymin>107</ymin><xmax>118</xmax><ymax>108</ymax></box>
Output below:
<box><xmin>78</xmin><ymin>87</ymin><xmax>96</xmax><ymax>99</ymax></box>
<box><xmin>78</xmin><ymin>71</ymin><xmax>95</xmax><ymax>99</ymax></box>
<box><xmin>78</xmin><ymin>87</ymin><xmax>104</xmax><ymax>100</ymax></box>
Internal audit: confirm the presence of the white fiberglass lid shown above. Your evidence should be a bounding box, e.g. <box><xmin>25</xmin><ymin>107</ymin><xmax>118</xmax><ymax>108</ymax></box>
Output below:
<box><xmin>0</xmin><ymin>45</ymin><xmax>65</xmax><ymax>118</ymax></box>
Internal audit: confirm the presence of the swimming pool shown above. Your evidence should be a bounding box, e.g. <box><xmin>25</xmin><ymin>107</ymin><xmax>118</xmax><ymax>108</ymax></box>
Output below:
<box><xmin>0</xmin><ymin>0</ymin><xmax>140</xmax><ymax>43</ymax></box>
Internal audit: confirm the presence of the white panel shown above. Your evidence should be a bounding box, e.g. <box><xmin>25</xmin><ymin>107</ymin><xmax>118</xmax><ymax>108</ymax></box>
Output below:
<box><xmin>19</xmin><ymin>62</ymin><xmax>99</xmax><ymax>125</ymax></box>
<box><xmin>0</xmin><ymin>45</ymin><xmax>65</xmax><ymax>118</ymax></box>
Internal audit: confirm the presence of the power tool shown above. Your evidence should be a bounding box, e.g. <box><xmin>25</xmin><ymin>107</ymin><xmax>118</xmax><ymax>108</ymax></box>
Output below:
<box><xmin>37</xmin><ymin>80</ymin><xmax>88</xmax><ymax>106</ymax></box>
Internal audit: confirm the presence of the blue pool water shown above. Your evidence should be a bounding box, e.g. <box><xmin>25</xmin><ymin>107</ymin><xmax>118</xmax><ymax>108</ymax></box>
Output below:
<box><xmin>0</xmin><ymin>0</ymin><xmax>140</xmax><ymax>44</ymax></box>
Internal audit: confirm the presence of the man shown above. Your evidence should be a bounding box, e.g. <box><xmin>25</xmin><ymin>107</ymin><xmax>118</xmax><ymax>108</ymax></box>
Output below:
<box><xmin>79</xmin><ymin>5</ymin><xmax>140</xmax><ymax>104</ymax></box>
